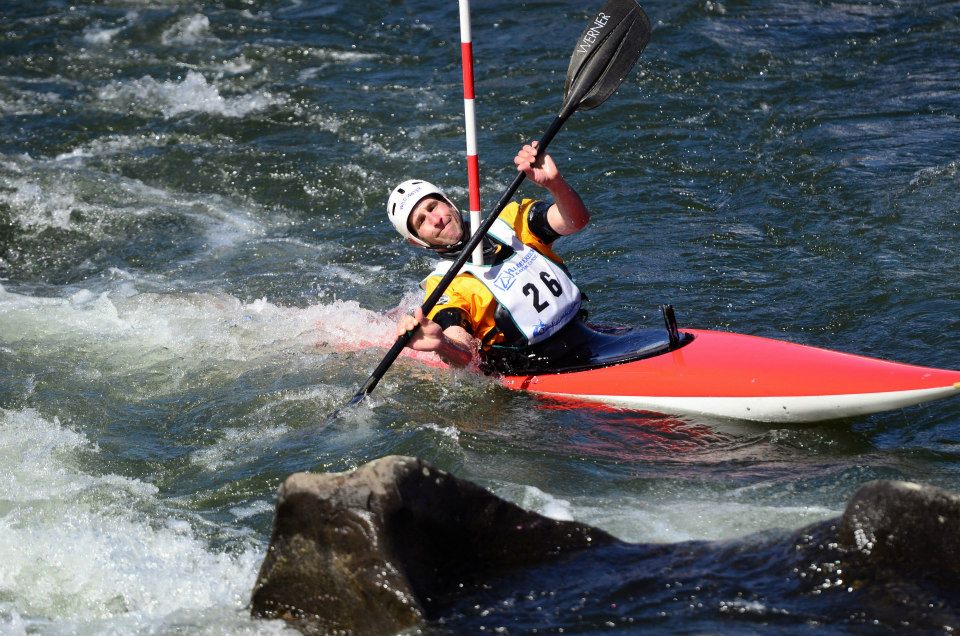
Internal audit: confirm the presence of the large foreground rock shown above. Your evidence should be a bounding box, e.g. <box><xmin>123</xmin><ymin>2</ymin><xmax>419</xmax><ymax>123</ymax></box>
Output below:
<box><xmin>251</xmin><ymin>457</ymin><xmax>960</xmax><ymax>635</ymax></box>
<box><xmin>250</xmin><ymin>455</ymin><xmax>617</xmax><ymax>635</ymax></box>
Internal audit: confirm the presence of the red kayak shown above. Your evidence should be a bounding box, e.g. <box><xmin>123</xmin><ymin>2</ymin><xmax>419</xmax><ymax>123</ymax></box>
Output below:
<box><xmin>493</xmin><ymin>322</ymin><xmax>960</xmax><ymax>423</ymax></box>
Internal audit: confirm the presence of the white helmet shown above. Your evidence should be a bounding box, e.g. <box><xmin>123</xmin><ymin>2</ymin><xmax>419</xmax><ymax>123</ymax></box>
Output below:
<box><xmin>386</xmin><ymin>179</ymin><xmax>460</xmax><ymax>248</ymax></box>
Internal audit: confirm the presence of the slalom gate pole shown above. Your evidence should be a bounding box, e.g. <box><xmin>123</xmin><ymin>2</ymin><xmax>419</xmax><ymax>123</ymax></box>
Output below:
<box><xmin>458</xmin><ymin>0</ymin><xmax>483</xmax><ymax>265</ymax></box>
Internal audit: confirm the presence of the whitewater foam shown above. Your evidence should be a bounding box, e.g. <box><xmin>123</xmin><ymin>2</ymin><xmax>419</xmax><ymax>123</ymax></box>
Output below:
<box><xmin>83</xmin><ymin>25</ymin><xmax>124</xmax><ymax>45</ymax></box>
<box><xmin>97</xmin><ymin>71</ymin><xmax>283</xmax><ymax>119</ymax></box>
<box><xmin>0</xmin><ymin>283</ymin><xmax>406</xmax><ymax>398</ymax></box>
<box><xmin>161</xmin><ymin>14</ymin><xmax>213</xmax><ymax>46</ymax></box>
<box><xmin>82</xmin><ymin>10</ymin><xmax>138</xmax><ymax>45</ymax></box>
<box><xmin>54</xmin><ymin>133</ymin><xmax>190</xmax><ymax>162</ymax></box>
<box><xmin>229</xmin><ymin>500</ymin><xmax>275</xmax><ymax>522</ymax></box>
<box><xmin>216</xmin><ymin>56</ymin><xmax>254</xmax><ymax>76</ymax></box>
<box><xmin>519</xmin><ymin>485</ymin><xmax>576</xmax><ymax>522</ymax></box>
<box><xmin>190</xmin><ymin>421</ymin><xmax>291</xmax><ymax>473</ymax></box>
<box><xmin>0</xmin><ymin>79</ymin><xmax>65</xmax><ymax>116</ymax></box>
<box><xmin>421</xmin><ymin>423</ymin><xmax>460</xmax><ymax>443</ymax></box>
<box><xmin>0</xmin><ymin>152</ymin><xmax>263</xmax><ymax>252</ymax></box>
<box><xmin>0</xmin><ymin>408</ymin><xmax>267</xmax><ymax>631</ymax></box>
<box><xmin>1</xmin><ymin>179</ymin><xmax>76</xmax><ymax>230</ymax></box>
<box><xmin>489</xmin><ymin>477</ymin><xmax>838</xmax><ymax>543</ymax></box>
<box><xmin>574</xmin><ymin>496</ymin><xmax>837</xmax><ymax>543</ymax></box>
<box><xmin>909</xmin><ymin>159</ymin><xmax>960</xmax><ymax>188</ymax></box>
<box><xmin>297</xmin><ymin>48</ymin><xmax>380</xmax><ymax>81</ymax></box>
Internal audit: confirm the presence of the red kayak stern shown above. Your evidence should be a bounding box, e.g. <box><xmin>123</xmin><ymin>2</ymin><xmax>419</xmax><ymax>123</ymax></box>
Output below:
<box><xmin>499</xmin><ymin>329</ymin><xmax>960</xmax><ymax>422</ymax></box>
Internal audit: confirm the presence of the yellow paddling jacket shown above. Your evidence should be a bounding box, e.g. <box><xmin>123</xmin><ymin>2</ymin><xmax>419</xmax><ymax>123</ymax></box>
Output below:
<box><xmin>421</xmin><ymin>199</ymin><xmax>580</xmax><ymax>349</ymax></box>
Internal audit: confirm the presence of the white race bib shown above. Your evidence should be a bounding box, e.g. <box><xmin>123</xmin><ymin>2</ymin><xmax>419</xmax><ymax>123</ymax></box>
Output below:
<box><xmin>426</xmin><ymin>219</ymin><xmax>581</xmax><ymax>344</ymax></box>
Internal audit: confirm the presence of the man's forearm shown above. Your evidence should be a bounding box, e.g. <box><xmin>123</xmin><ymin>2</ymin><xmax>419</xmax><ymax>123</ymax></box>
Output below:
<box><xmin>546</xmin><ymin>176</ymin><xmax>590</xmax><ymax>235</ymax></box>
<box><xmin>436</xmin><ymin>329</ymin><xmax>477</xmax><ymax>368</ymax></box>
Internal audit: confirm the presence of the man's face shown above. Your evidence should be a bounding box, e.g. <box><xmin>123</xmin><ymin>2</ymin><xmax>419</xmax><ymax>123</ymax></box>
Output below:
<box><xmin>409</xmin><ymin>196</ymin><xmax>464</xmax><ymax>247</ymax></box>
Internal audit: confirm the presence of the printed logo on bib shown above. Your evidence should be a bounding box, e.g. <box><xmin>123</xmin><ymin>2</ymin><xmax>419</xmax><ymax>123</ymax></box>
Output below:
<box><xmin>533</xmin><ymin>320</ymin><xmax>547</xmax><ymax>337</ymax></box>
<box><xmin>493</xmin><ymin>250</ymin><xmax>538</xmax><ymax>292</ymax></box>
<box><xmin>531</xmin><ymin>301</ymin><xmax>580</xmax><ymax>339</ymax></box>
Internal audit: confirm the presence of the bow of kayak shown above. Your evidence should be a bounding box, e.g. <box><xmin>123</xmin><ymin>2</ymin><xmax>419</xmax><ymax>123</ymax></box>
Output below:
<box><xmin>498</xmin><ymin>328</ymin><xmax>960</xmax><ymax>423</ymax></box>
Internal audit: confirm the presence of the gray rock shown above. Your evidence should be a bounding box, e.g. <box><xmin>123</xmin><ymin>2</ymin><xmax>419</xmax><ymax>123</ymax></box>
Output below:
<box><xmin>251</xmin><ymin>459</ymin><xmax>960</xmax><ymax>635</ymax></box>
<box><xmin>838</xmin><ymin>479</ymin><xmax>960</xmax><ymax>590</ymax></box>
<box><xmin>250</xmin><ymin>455</ymin><xmax>617</xmax><ymax>635</ymax></box>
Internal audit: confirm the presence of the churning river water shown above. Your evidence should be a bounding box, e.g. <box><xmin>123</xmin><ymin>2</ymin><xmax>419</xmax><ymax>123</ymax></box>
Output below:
<box><xmin>1</xmin><ymin>0</ymin><xmax>959</xmax><ymax>634</ymax></box>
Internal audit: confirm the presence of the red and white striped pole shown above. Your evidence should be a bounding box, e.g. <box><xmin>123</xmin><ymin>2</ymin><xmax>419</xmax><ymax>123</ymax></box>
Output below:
<box><xmin>458</xmin><ymin>0</ymin><xmax>483</xmax><ymax>265</ymax></box>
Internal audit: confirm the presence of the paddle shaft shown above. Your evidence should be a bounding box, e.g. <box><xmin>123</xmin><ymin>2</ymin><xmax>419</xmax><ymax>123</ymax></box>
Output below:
<box><xmin>354</xmin><ymin>111</ymin><xmax>572</xmax><ymax>399</ymax></box>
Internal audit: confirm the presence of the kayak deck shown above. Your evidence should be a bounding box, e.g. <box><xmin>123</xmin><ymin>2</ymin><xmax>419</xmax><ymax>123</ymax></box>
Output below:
<box><xmin>497</xmin><ymin>326</ymin><xmax>960</xmax><ymax>423</ymax></box>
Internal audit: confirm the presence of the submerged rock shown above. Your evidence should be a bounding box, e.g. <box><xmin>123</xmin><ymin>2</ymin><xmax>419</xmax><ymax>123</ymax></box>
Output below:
<box><xmin>250</xmin><ymin>455</ymin><xmax>617</xmax><ymax>635</ymax></box>
<box><xmin>251</xmin><ymin>458</ymin><xmax>960</xmax><ymax>635</ymax></box>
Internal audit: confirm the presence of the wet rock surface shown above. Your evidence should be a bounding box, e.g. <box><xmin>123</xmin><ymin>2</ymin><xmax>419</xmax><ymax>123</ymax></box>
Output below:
<box><xmin>250</xmin><ymin>455</ymin><xmax>617</xmax><ymax>635</ymax></box>
<box><xmin>252</xmin><ymin>457</ymin><xmax>960</xmax><ymax>635</ymax></box>
<box><xmin>838</xmin><ymin>479</ymin><xmax>960</xmax><ymax>586</ymax></box>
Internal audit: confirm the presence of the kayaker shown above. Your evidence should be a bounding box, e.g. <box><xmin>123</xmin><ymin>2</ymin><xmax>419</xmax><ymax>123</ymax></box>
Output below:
<box><xmin>389</xmin><ymin>141</ymin><xmax>590</xmax><ymax>368</ymax></box>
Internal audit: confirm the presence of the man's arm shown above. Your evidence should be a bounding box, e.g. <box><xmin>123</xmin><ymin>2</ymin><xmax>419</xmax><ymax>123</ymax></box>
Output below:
<box><xmin>396</xmin><ymin>307</ymin><xmax>477</xmax><ymax>368</ymax></box>
<box><xmin>514</xmin><ymin>141</ymin><xmax>590</xmax><ymax>236</ymax></box>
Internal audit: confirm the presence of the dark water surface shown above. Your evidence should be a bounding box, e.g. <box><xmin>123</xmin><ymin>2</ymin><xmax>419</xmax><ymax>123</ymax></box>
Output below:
<box><xmin>1</xmin><ymin>0</ymin><xmax>958</xmax><ymax>633</ymax></box>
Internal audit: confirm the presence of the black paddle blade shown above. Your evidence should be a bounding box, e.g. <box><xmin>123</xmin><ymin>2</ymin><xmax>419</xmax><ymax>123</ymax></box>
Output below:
<box><xmin>563</xmin><ymin>0</ymin><xmax>651</xmax><ymax>113</ymax></box>
<box><xmin>320</xmin><ymin>391</ymin><xmax>366</xmax><ymax>427</ymax></box>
